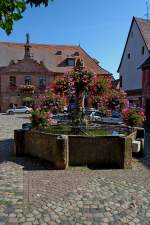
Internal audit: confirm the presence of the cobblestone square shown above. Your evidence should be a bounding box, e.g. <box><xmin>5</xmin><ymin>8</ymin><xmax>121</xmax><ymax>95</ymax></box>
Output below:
<box><xmin>0</xmin><ymin>113</ymin><xmax>150</xmax><ymax>225</ymax></box>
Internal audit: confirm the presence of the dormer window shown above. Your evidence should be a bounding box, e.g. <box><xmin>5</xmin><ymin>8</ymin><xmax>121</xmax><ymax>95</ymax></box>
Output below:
<box><xmin>141</xmin><ymin>46</ymin><xmax>145</xmax><ymax>55</ymax></box>
<box><xmin>56</xmin><ymin>50</ymin><xmax>62</xmax><ymax>55</ymax></box>
<box><xmin>74</xmin><ymin>51</ymin><xmax>79</xmax><ymax>56</ymax></box>
<box><xmin>66</xmin><ymin>58</ymin><xmax>75</xmax><ymax>66</ymax></box>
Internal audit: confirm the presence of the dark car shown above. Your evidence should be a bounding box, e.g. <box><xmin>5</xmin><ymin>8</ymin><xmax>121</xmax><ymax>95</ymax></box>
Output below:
<box><xmin>22</xmin><ymin>123</ymin><xmax>32</xmax><ymax>131</ymax></box>
<box><xmin>52</xmin><ymin>113</ymin><xmax>71</xmax><ymax>124</ymax></box>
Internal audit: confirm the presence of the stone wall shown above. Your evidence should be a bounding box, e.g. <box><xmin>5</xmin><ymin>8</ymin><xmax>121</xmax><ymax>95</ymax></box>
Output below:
<box><xmin>14</xmin><ymin>130</ymin><xmax>68</xmax><ymax>169</ymax></box>
<box><xmin>14</xmin><ymin>130</ymin><xmax>132</xmax><ymax>169</ymax></box>
<box><xmin>69</xmin><ymin>136</ymin><xmax>132</xmax><ymax>169</ymax></box>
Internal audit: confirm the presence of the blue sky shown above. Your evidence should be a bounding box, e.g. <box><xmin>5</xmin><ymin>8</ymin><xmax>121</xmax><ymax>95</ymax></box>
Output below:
<box><xmin>0</xmin><ymin>0</ymin><xmax>148</xmax><ymax>77</ymax></box>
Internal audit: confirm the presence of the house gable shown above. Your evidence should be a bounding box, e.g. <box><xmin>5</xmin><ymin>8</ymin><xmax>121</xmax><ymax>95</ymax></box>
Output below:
<box><xmin>118</xmin><ymin>17</ymin><xmax>150</xmax><ymax>73</ymax></box>
<box><xmin>118</xmin><ymin>17</ymin><xmax>150</xmax><ymax>91</ymax></box>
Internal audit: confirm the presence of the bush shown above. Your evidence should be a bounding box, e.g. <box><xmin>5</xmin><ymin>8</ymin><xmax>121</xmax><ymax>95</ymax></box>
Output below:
<box><xmin>122</xmin><ymin>108</ymin><xmax>145</xmax><ymax>127</ymax></box>
<box><xmin>31</xmin><ymin>110</ymin><xmax>48</xmax><ymax>129</ymax></box>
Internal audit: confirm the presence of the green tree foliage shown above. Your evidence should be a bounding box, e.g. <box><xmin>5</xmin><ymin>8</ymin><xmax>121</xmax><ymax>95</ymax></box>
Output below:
<box><xmin>0</xmin><ymin>0</ymin><xmax>53</xmax><ymax>35</ymax></box>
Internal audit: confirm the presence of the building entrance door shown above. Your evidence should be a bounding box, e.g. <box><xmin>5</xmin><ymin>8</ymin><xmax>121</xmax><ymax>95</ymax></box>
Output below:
<box><xmin>146</xmin><ymin>99</ymin><xmax>150</xmax><ymax>122</ymax></box>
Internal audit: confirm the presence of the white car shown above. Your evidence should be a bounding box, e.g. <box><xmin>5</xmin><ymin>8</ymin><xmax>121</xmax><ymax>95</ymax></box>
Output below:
<box><xmin>90</xmin><ymin>111</ymin><xmax>123</xmax><ymax>124</ymax></box>
<box><xmin>90</xmin><ymin>111</ymin><xmax>104</xmax><ymax>121</ymax></box>
<box><xmin>6</xmin><ymin>106</ymin><xmax>32</xmax><ymax>114</ymax></box>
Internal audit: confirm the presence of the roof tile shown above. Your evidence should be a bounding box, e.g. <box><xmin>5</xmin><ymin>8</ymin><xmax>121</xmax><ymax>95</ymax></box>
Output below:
<box><xmin>135</xmin><ymin>17</ymin><xmax>150</xmax><ymax>50</ymax></box>
<box><xmin>0</xmin><ymin>42</ymin><xmax>111</xmax><ymax>75</ymax></box>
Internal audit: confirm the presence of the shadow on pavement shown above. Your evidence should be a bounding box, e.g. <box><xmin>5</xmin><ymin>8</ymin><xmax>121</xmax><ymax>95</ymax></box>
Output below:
<box><xmin>0</xmin><ymin>138</ymin><xmax>54</xmax><ymax>170</ymax></box>
<box><xmin>15</xmin><ymin>156</ymin><xmax>54</xmax><ymax>171</ymax></box>
<box><xmin>0</xmin><ymin>139</ymin><xmax>14</xmax><ymax>162</ymax></box>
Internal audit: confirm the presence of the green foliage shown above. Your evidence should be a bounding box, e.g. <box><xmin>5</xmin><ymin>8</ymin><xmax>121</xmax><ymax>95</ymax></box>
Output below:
<box><xmin>122</xmin><ymin>108</ymin><xmax>145</xmax><ymax>127</ymax></box>
<box><xmin>99</xmin><ymin>106</ymin><xmax>109</xmax><ymax>117</ymax></box>
<box><xmin>22</xmin><ymin>96</ymin><xmax>34</xmax><ymax>102</ymax></box>
<box><xmin>127</xmin><ymin>110</ymin><xmax>144</xmax><ymax>127</ymax></box>
<box><xmin>0</xmin><ymin>0</ymin><xmax>53</xmax><ymax>35</ymax></box>
<box><xmin>94</xmin><ymin>78</ymin><xmax>111</xmax><ymax>95</ymax></box>
<box><xmin>31</xmin><ymin>110</ymin><xmax>48</xmax><ymax>128</ymax></box>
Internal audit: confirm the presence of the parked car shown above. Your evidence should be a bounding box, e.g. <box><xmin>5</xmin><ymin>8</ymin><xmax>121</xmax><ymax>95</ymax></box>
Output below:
<box><xmin>101</xmin><ymin>117</ymin><xmax>123</xmax><ymax>125</ymax></box>
<box><xmin>112</xmin><ymin>111</ymin><xmax>120</xmax><ymax>118</ymax></box>
<box><xmin>90</xmin><ymin>111</ymin><xmax>104</xmax><ymax>121</ymax></box>
<box><xmin>52</xmin><ymin>113</ymin><xmax>71</xmax><ymax>124</ymax></box>
<box><xmin>83</xmin><ymin>108</ymin><xmax>98</xmax><ymax>116</ymax></box>
<box><xmin>22</xmin><ymin>123</ymin><xmax>32</xmax><ymax>130</ymax></box>
<box><xmin>90</xmin><ymin>111</ymin><xmax>123</xmax><ymax>124</ymax></box>
<box><xmin>6</xmin><ymin>106</ymin><xmax>32</xmax><ymax>114</ymax></box>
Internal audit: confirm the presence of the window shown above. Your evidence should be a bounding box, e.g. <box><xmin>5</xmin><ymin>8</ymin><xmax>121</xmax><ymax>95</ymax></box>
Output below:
<box><xmin>16</xmin><ymin>106</ymin><xmax>26</xmax><ymax>109</ymax></box>
<box><xmin>127</xmin><ymin>53</ymin><xmax>130</xmax><ymax>59</ymax></box>
<box><xmin>25</xmin><ymin>76</ymin><xmax>31</xmax><ymax>85</ymax></box>
<box><xmin>56</xmin><ymin>50</ymin><xmax>62</xmax><ymax>55</ymax></box>
<box><xmin>67</xmin><ymin>58</ymin><xmax>75</xmax><ymax>66</ymax></box>
<box><xmin>74</xmin><ymin>51</ymin><xmax>79</xmax><ymax>56</ymax></box>
<box><xmin>39</xmin><ymin>77</ymin><xmax>46</xmax><ymax>87</ymax></box>
<box><xmin>141</xmin><ymin>46</ymin><xmax>145</xmax><ymax>55</ymax></box>
<box><xmin>9</xmin><ymin>76</ymin><xmax>16</xmax><ymax>86</ymax></box>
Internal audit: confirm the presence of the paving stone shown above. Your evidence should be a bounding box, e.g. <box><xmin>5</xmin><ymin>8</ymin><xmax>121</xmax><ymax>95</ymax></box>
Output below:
<box><xmin>22</xmin><ymin>223</ymin><xmax>33</xmax><ymax>225</ymax></box>
<box><xmin>8</xmin><ymin>217</ymin><xmax>18</xmax><ymax>223</ymax></box>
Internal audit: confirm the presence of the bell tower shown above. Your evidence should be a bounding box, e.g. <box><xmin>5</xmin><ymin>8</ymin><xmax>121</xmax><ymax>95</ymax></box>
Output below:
<box><xmin>24</xmin><ymin>33</ymin><xmax>31</xmax><ymax>59</ymax></box>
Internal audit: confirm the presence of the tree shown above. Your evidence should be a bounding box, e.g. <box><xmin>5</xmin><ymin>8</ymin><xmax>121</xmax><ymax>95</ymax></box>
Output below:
<box><xmin>0</xmin><ymin>0</ymin><xmax>53</xmax><ymax>35</ymax></box>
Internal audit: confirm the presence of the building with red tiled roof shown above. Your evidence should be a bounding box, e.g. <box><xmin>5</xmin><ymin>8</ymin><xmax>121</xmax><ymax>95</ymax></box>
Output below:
<box><xmin>0</xmin><ymin>37</ymin><xmax>111</xmax><ymax>112</ymax></box>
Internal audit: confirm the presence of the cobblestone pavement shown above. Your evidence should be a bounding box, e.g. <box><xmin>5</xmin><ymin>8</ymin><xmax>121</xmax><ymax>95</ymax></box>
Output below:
<box><xmin>0</xmin><ymin>113</ymin><xmax>150</xmax><ymax>225</ymax></box>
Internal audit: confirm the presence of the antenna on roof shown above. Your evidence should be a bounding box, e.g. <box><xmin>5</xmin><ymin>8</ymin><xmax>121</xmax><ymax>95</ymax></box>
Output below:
<box><xmin>78</xmin><ymin>40</ymin><xmax>81</xmax><ymax>47</ymax></box>
<box><xmin>145</xmin><ymin>1</ymin><xmax>149</xmax><ymax>21</ymax></box>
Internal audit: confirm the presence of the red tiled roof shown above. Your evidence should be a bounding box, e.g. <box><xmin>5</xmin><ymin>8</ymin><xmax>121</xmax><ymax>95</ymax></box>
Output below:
<box><xmin>0</xmin><ymin>42</ymin><xmax>111</xmax><ymax>75</ymax></box>
<box><xmin>135</xmin><ymin>17</ymin><xmax>150</xmax><ymax>50</ymax></box>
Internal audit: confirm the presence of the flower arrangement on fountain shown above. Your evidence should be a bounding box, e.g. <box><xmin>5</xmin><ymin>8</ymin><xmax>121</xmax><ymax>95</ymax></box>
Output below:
<box><xmin>31</xmin><ymin>90</ymin><xmax>65</xmax><ymax>128</ymax></box>
<box><xmin>122</xmin><ymin>108</ymin><xmax>145</xmax><ymax>127</ymax></box>
<box><xmin>55</xmin><ymin>79</ymin><xmax>70</xmax><ymax>95</ymax></box>
<box><xmin>91</xmin><ymin>77</ymin><xmax>127</xmax><ymax>114</ymax></box>
<box><xmin>91</xmin><ymin>78</ymin><xmax>111</xmax><ymax>110</ymax></box>
<box><xmin>31</xmin><ymin>59</ymin><xmax>128</xmax><ymax>129</ymax></box>
<box><xmin>54</xmin><ymin>59</ymin><xmax>95</xmax><ymax>125</ymax></box>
